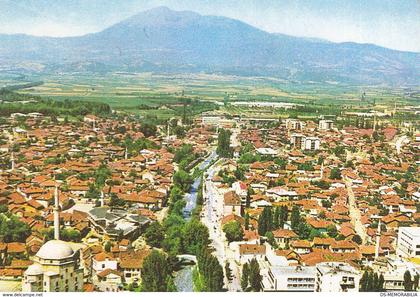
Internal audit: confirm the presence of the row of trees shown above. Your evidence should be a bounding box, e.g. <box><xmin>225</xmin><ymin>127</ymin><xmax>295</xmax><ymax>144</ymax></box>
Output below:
<box><xmin>196</xmin><ymin>247</ymin><xmax>224</xmax><ymax>291</ymax></box>
<box><xmin>360</xmin><ymin>271</ymin><xmax>385</xmax><ymax>292</ymax></box>
<box><xmin>241</xmin><ymin>258</ymin><xmax>263</xmax><ymax>292</ymax></box>
<box><xmin>258</xmin><ymin>205</ymin><xmax>289</xmax><ymax>236</ymax></box>
<box><xmin>0</xmin><ymin>90</ymin><xmax>111</xmax><ymax>117</ymax></box>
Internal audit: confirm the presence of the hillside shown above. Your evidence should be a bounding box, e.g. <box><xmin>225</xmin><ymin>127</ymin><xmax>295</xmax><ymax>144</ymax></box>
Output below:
<box><xmin>0</xmin><ymin>6</ymin><xmax>418</xmax><ymax>85</ymax></box>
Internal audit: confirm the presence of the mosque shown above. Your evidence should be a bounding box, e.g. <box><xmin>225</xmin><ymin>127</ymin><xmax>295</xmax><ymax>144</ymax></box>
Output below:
<box><xmin>22</xmin><ymin>185</ymin><xmax>84</xmax><ymax>292</ymax></box>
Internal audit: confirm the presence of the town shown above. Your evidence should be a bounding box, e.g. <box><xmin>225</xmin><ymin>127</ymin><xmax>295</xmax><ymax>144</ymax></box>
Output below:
<box><xmin>0</xmin><ymin>98</ymin><xmax>418</xmax><ymax>293</ymax></box>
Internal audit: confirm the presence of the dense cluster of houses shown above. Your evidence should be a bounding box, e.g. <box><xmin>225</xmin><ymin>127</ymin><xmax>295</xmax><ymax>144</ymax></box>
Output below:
<box><xmin>207</xmin><ymin>116</ymin><xmax>419</xmax><ymax>292</ymax></box>
<box><xmin>0</xmin><ymin>113</ymin><xmax>214</xmax><ymax>291</ymax></box>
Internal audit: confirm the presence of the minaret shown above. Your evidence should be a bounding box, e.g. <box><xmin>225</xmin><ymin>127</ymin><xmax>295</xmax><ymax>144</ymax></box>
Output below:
<box><xmin>100</xmin><ymin>191</ymin><xmax>105</xmax><ymax>207</ymax></box>
<box><xmin>10</xmin><ymin>152</ymin><xmax>15</xmax><ymax>171</ymax></box>
<box><xmin>167</xmin><ymin>121</ymin><xmax>170</xmax><ymax>141</ymax></box>
<box><xmin>54</xmin><ymin>184</ymin><xmax>60</xmax><ymax>240</ymax></box>
<box><xmin>125</xmin><ymin>147</ymin><xmax>128</xmax><ymax>160</ymax></box>
<box><xmin>373</xmin><ymin>112</ymin><xmax>377</xmax><ymax>132</ymax></box>
<box><xmin>375</xmin><ymin>219</ymin><xmax>381</xmax><ymax>259</ymax></box>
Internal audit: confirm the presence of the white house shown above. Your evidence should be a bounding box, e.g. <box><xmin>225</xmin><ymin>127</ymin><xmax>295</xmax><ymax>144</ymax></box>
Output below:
<box><xmin>92</xmin><ymin>253</ymin><xmax>118</xmax><ymax>275</ymax></box>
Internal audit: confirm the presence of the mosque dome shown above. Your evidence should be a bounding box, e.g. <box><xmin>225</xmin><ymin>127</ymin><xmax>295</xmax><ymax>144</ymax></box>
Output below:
<box><xmin>36</xmin><ymin>240</ymin><xmax>74</xmax><ymax>260</ymax></box>
<box><xmin>24</xmin><ymin>263</ymin><xmax>43</xmax><ymax>275</ymax></box>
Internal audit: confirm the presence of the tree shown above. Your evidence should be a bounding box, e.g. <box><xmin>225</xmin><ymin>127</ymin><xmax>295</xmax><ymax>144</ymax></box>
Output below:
<box><xmin>367</xmin><ymin>271</ymin><xmax>374</xmax><ymax>291</ymax></box>
<box><xmin>104</xmin><ymin>241</ymin><xmax>112</xmax><ymax>253</ymax></box>
<box><xmin>244</xmin><ymin>213</ymin><xmax>250</xmax><ymax>230</ymax></box>
<box><xmin>141</xmin><ymin>250</ymin><xmax>172</xmax><ymax>292</ymax></box>
<box><xmin>258</xmin><ymin>207</ymin><xmax>273</xmax><ymax>236</ymax></box>
<box><xmin>166</xmin><ymin>276</ymin><xmax>177</xmax><ymax>292</ymax></box>
<box><xmin>265</xmin><ymin>231</ymin><xmax>277</xmax><ymax>248</ymax></box>
<box><xmin>360</xmin><ymin>271</ymin><xmax>369</xmax><ymax>291</ymax></box>
<box><xmin>290</xmin><ymin>205</ymin><xmax>300</xmax><ymax>231</ymax></box>
<box><xmin>279</xmin><ymin>206</ymin><xmax>287</xmax><ymax>228</ymax></box>
<box><xmin>183</xmin><ymin>219</ymin><xmax>210</xmax><ymax>255</ymax></box>
<box><xmin>378</xmin><ymin>274</ymin><xmax>385</xmax><ymax>292</ymax></box>
<box><xmin>327</xmin><ymin>225</ymin><xmax>338</xmax><ymax>238</ymax></box>
<box><xmin>217</xmin><ymin>129</ymin><xmax>232</xmax><ymax>158</ymax></box>
<box><xmin>223</xmin><ymin>221</ymin><xmax>244</xmax><ymax>243</ymax></box>
<box><xmin>0</xmin><ymin>214</ymin><xmax>31</xmax><ymax>243</ymax></box>
<box><xmin>140</xmin><ymin>122</ymin><xmax>157</xmax><ymax>137</ymax></box>
<box><xmin>404</xmin><ymin>270</ymin><xmax>413</xmax><ymax>291</ymax></box>
<box><xmin>173</xmin><ymin>170</ymin><xmax>193</xmax><ymax>192</ymax></box>
<box><xmin>225</xmin><ymin>262</ymin><xmax>232</xmax><ymax>281</ymax></box>
<box><xmin>245</xmin><ymin>187</ymin><xmax>253</xmax><ymax>208</ymax></box>
<box><xmin>273</xmin><ymin>207</ymin><xmax>280</xmax><ymax>229</ymax></box>
<box><xmin>329</xmin><ymin>167</ymin><xmax>342</xmax><ymax>180</ymax></box>
<box><xmin>373</xmin><ymin>273</ymin><xmax>379</xmax><ymax>291</ymax></box>
<box><xmin>413</xmin><ymin>274</ymin><xmax>419</xmax><ymax>291</ymax></box>
<box><xmin>248</xmin><ymin>258</ymin><xmax>263</xmax><ymax>292</ymax></box>
<box><xmin>197</xmin><ymin>248</ymin><xmax>224</xmax><ymax>292</ymax></box>
<box><xmin>298</xmin><ymin>222</ymin><xmax>312</xmax><ymax>239</ymax></box>
<box><xmin>144</xmin><ymin>222</ymin><xmax>165</xmax><ymax>248</ymax></box>
<box><xmin>241</xmin><ymin>263</ymin><xmax>249</xmax><ymax>291</ymax></box>
<box><xmin>352</xmin><ymin>234</ymin><xmax>362</xmax><ymax>245</ymax></box>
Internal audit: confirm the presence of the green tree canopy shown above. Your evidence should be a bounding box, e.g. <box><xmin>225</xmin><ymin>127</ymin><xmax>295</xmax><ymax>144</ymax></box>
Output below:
<box><xmin>141</xmin><ymin>250</ymin><xmax>172</xmax><ymax>292</ymax></box>
<box><xmin>223</xmin><ymin>221</ymin><xmax>244</xmax><ymax>243</ymax></box>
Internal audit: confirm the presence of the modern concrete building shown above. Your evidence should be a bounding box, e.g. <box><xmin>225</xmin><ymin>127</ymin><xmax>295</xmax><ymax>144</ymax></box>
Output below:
<box><xmin>397</xmin><ymin>227</ymin><xmax>420</xmax><ymax>258</ymax></box>
<box><xmin>315</xmin><ymin>262</ymin><xmax>360</xmax><ymax>292</ymax></box>
<box><xmin>319</xmin><ymin>120</ymin><xmax>334</xmax><ymax>130</ymax></box>
<box><xmin>302</xmin><ymin>137</ymin><xmax>321</xmax><ymax>151</ymax></box>
<box><xmin>262</xmin><ymin>265</ymin><xmax>316</xmax><ymax>292</ymax></box>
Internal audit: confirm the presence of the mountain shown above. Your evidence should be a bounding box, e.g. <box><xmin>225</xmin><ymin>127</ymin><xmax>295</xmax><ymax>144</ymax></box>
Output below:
<box><xmin>0</xmin><ymin>6</ymin><xmax>418</xmax><ymax>85</ymax></box>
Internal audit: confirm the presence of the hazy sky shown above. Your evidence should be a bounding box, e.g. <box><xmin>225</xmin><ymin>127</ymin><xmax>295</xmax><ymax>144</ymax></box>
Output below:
<box><xmin>1</xmin><ymin>0</ymin><xmax>419</xmax><ymax>52</ymax></box>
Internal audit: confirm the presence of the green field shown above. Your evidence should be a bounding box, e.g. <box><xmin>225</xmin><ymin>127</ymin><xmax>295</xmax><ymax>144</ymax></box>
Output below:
<box><xmin>0</xmin><ymin>72</ymin><xmax>418</xmax><ymax>119</ymax></box>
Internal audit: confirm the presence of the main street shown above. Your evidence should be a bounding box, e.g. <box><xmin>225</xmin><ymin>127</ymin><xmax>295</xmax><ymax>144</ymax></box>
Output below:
<box><xmin>345</xmin><ymin>177</ymin><xmax>368</xmax><ymax>244</ymax></box>
<box><xmin>201</xmin><ymin>159</ymin><xmax>241</xmax><ymax>292</ymax></box>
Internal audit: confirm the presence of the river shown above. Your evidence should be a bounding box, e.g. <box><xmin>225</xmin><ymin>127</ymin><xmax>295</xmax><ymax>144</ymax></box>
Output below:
<box><xmin>174</xmin><ymin>151</ymin><xmax>218</xmax><ymax>291</ymax></box>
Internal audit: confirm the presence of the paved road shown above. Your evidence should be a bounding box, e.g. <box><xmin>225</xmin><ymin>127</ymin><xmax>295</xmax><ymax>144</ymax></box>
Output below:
<box><xmin>345</xmin><ymin>177</ymin><xmax>368</xmax><ymax>244</ymax></box>
<box><xmin>201</xmin><ymin>160</ymin><xmax>241</xmax><ymax>292</ymax></box>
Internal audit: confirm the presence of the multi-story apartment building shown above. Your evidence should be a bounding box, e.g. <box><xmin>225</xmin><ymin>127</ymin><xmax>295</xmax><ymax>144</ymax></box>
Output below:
<box><xmin>315</xmin><ymin>262</ymin><xmax>360</xmax><ymax>292</ymax></box>
<box><xmin>397</xmin><ymin>227</ymin><xmax>420</xmax><ymax>258</ymax></box>
<box><xmin>263</xmin><ymin>265</ymin><xmax>316</xmax><ymax>292</ymax></box>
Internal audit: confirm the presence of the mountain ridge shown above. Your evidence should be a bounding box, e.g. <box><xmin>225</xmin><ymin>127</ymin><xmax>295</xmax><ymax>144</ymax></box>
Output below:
<box><xmin>0</xmin><ymin>6</ymin><xmax>418</xmax><ymax>85</ymax></box>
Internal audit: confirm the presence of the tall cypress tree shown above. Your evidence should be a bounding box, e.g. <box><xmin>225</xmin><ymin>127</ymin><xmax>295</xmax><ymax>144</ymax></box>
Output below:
<box><xmin>360</xmin><ymin>271</ymin><xmax>369</xmax><ymax>291</ymax></box>
<box><xmin>290</xmin><ymin>205</ymin><xmax>300</xmax><ymax>231</ymax></box>
<box><xmin>413</xmin><ymin>274</ymin><xmax>419</xmax><ymax>291</ymax></box>
<box><xmin>244</xmin><ymin>213</ymin><xmax>250</xmax><ymax>230</ymax></box>
<box><xmin>373</xmin><ymin>273</ymin><xmax>379</xmax><ymax>291</ymax></box>
<box><xmin>241</xmin><ymin>263</ymin><xmax>249</xmax><ymax>291</ymax></box>
<box><xmin>367</xmin><ymin>272</ymin><xmax>374</xmax><ymax>292</ymax></box>
<box><xmin>258</xmin><ymin>207</ymin><xmax>273</xmax><ymax>235</ymax></box>
<box><xmin>248</xmin><ymin>258</ymin><xmax>263</xmax><ymax>292</ymax></box>
<box><xmin>378</xmin><ymin>274</ymin><xmax>385</xmax><ymax>292</ymax></box>
<box><xmin>404</xmin><ymin>270</ymin><xmax>413</xmax><ymax>291</ymax></box>
<box><xmin>141</xmin><ymin>250</ymin><xmax>172</xmax><ymax>292</ymax></box>
<box><xmin>273</xmin><ymin>207</ymin><xmax>280</xmax><ymax>229</ymax></box>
